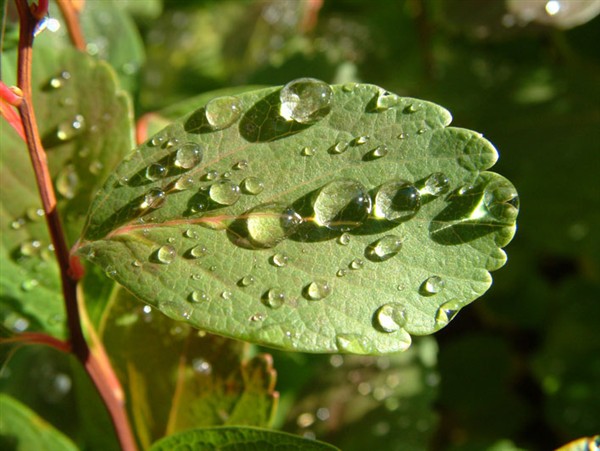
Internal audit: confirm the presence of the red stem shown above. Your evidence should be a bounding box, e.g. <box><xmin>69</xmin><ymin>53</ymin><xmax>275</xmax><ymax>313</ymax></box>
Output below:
<box><xmin>55</xmin><ymin>0</ymin><xmax>85</xmax><ymax>51</ymax></box>
<box><xmin>14</xmin><ymin>1</ymin><xmax>137</xmax><ymax>450</ymax></box>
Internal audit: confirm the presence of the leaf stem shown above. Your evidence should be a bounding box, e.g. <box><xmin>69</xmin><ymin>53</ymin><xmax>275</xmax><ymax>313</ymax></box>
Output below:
<box><xmin>14</xmin><ymin>1</ymin><xmax>137</xmax><ymax>450</ymax></box>
<box><xmin>56</xmin><ymin>0</ymin><xmax>86</xmax><ymax>51</ymax></box>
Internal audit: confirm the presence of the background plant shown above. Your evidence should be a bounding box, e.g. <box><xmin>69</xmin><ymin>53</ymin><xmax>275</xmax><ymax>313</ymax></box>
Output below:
<box><xmin>1</xmin><ymin>1</ymin><xmax>598</xmax><ymax>450</ymax></box>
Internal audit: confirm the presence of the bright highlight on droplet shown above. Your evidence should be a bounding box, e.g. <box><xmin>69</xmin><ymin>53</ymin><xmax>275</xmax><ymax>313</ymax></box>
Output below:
<box><xmin>545</xmin><ymin>0</ymin><xmax>561</xmax><ymax>16</ymax></box>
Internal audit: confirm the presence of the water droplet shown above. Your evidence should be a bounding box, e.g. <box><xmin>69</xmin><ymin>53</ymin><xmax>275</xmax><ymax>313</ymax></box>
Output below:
<box><xmin>336</xmin><ymin>269</ymin><xmax>347</xmax><ymax>277</ymax></box>
<box><xmin>140</xmin><ymin>188</ymin><xmax>166</xmax><ymax>209</ymax></box>
<box><xmin>221</xmin><ymin>291</ymin><xmax>232</xmax><ymax>300</ymax></box>
<box><xmin>151</xmin><ymin>135</ymin><xmax>165</xmax><ymax>146</ymax></box>
<box><xmin>26</xmin><ymin>207</ymin><xmax>44</xmax><ymax>221</ymax></box>
<box><xmin>435</xmin><ymin>299</ymin><xmax>462</xmax><ymax>326</ymax></box>
<box><xmin>21</xmin><ymin>279</ymin><xmax>39</xmax><ymax>291</ymax></box>
<box><xmin>56</xmin><ymin>164</ymin><xmax>79</xmax><ymax>199</ymax></box>
<box><xmin>233</xmin><ymin>160</ymin><xmax>248</xmax><ymax>170</ymax></box>
<box><xmin>57</xmin><ymin>114</ymin><xmax>85</xmax><ymax>141</ymax></box>
<box><xmin>239</xmin><ymin>275</ymin><xmax>255</xmax><ymax>287</ymax></box>
<box><xmin>49</xmin><ymin>77</ymin><xmax>63</xmax><ymax>89</ymax></box>
<box><xmin>155</xmin><ymin>245</ymin><xmax>176</xmax><ymax>264</ymax></box>
<box><xmin>131</xmin><ymin>260</ymin><xmax>142</xmax><ymax>267</ymax></box>
<box><xmin>342</xmin><ymin>82</ymin><xmax>357</xmax><ymax>92</ymax></box>
<box><xmin>184</xmin><ymin>229</ymin><xmax>197</xmax><ymax>239</ymax></box>
<box><xmin>244</xmin><ymin>203</ymin><xmax>303</xmax><ymax>248</ymax></box>
<box><xmin>369</xmin><ymin>145</ymin><xmax>388</xmax><ymax>159</ymax></box>
<box><xmin>338</xmin><ymin>233</ymin><xmax>351</xmax><ymax>245</ymax></box>
<box><xmin>188</xmin><ymin>245</ymin><xmax>208</xmax><ymax>258</ymax></box>
<box><xmin>271</xmin><ymin>253</ymin><xmax>289</xmax><ymax>267</ymax></box>
<box><xmin>12</xmin><ymin>316</ymin><xmax>30</xmax><ymax>332</ymax></box>
<box><xmin>146</xmin><ymin>163</ymin><xmax>167</xmax><ymax>181</ymax></box>
<box><xmin>264</xmin><ymin>288</ymin><xmax>285</xmax><ymax>309</ymax></box>
<box><xmin>222</xmin><ymin>171</ymin><xmax>232</xmax><ymax>179</ymax></box>
<box><xmin>174</xmin><ymin>176</ymin><xmax>195</xmax><ymax>191</ymax></box>
<box><xmin>241</xmin><ymin>176</ymin><xmax>265</xmax><ymax>195</ymax></box>
<box><xmin>166</xmin><ymin>137</ymin><xmax>179</xmax><ymax>148</ymax></box>
<box><xmin>301</xmin><ymin>146</ymin><xmax>316</xmax><ymax>156</ymax></box>
<box><xmin>20</xmin><ymin>240</ymin><xmax>42</xmax><ymax>257</ymax></box>
<box><xmin>404</xmin><ymin>103</ymin><xmax>419</xmax><ymax>113</ymax></box>
<box><xmin>313</xmin><ymin>179</ymin><xmax>371</xmax><ymax>231</ymax></box>
<box><xmin>352</xmin><ymin>135</ymin><xmax>369</xmax><ymax>145</ymax></box>
<box><xmin>398</xmin><ymin>132</ymin><xmax>408</xmax><ymax>139</ymax></box>
<box><xmin>203</xmin><ymin>170</ymin><xmax>218</xmax><ymax>181</ymax></box>
<box><xmin>421</xmin><ymin>276</ymin><xmax>445</xmax><ymax>295</ymax></box>
<box><xmin>375</xmin><ymin>91</ymin><xmax>400</xmax><ymax>111</ymax></box>
<box><xmin>11</xmin><ymin>218</ymin><xmax>26</xmax><ymax>230</ymax></box>
<box><xmin>306</xmin><ymin>279</ymin><xmax>332</xmax><ymax>300</ymax></box>
<box><xmin>375</xmin><ymin>303</ymin><xmax>407</xmax><ymax>332</ymax></box>
<box><xmin>483</xmin><ymin>179</ymin><xmax>520</xmax><ymax>222</ymax></box>
<box><xmin>192</xmin><ymin>358</ymin><xmax>212</xmax><ymax>374</ymax></box>
<box><xmin>205</xmin><ymin>96</ymin><xmax>242</xmax><ymax>129</ymax></box>
<box><xmin>279</xmin><ymin>77</ymin><xmax>333</xmax><ymax>124</ymax></box>
<box><xmin>89</xmin><ymin>160</ymin><xmax>103</xmax><ymax>175</ymax></box>
<box><xmin>174</xmin><ymin>143</ymin><xmax>202</xmax><ymax>169</ymax></box>
<box><xmin>366</xmin><ymin>235</ymin><xmax>403</xmax><ymax>261</ymax></box>
<box><xmin>421</xmin><ymin>172</ymin><xmax>450</xmax><ymax>196</ymax></box>
<box><xmin>330</xmin><ymin>141</ymin><xmax>348</xmax><ymax>154</ymax></box>
<box><xmin>118</xmin><ymin>176</ymin><xmax>129</xmax><ymax>186</ymax></box>
<box><xmin>209</xmin><ymin>180</ymin><xmax>241</xmax><ymax>205</ymax></box>
<box><xmin>105</xmin><ymin>265</ymin><xmax>117</xmax><ymax>277</ymax></box>
<box><xmin>374</xmin><ymin>180</ymin><xmax>421</xmax><ymax>222</ymax></box>
<box><xmin>335</xmin><ymin>334</ymin><xmax>370</xmax><ymax>353</ymax></box>
<box><xmin>249</xmin><ymin>312</ymin><xmax>265</xmax><ymax>322</ymax></box>
<box><xmin>349</xmin><ymin>258</ymin><xmax>364</xmax><ymax>270</ymax></box>
<box><xmin>417</xmin><ymin>128</ymin><xmax>426</xmax><ymax>134</ymax></box>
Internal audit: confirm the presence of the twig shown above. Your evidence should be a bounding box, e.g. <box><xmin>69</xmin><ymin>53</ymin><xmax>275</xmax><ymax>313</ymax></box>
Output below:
<box><xmin>56</xmin><ymin>0</ymin><xmax>86</xmax><ymax>51</ymax></box>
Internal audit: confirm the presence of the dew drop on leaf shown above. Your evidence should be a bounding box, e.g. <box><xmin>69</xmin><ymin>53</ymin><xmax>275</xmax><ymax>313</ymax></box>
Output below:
<box><xmin>174</xmin><ymin>143</ymin><xmax>202</xmax><ymax>169</ymax></box>
<box><xmin>374</xmin><ymin>180</ymin><xmax>421</xmax><ymax>222</ymax></box>
<box><xmin>190</xmin><ymin>291</ymin><xmax>210</xmax><ymax>303</ymax></box>
<box><xmin>353</xmin><ymin>135</ymin><xmax>369</xmax><ymax>145</ymax></box>
<box><xmin>313</xmin><ymin>179</ymin><xmax>371</xmax><ymax>231</ymax></box>
<box><xmin>483</xmin><ymin>179</ymin><xmax>520</xmax><ymax>222</ymax></box>
<box><xmin>239</xmin><ymin>275</ymin><xmax>255</xmax><ymax>287</ymax></box>
<box><xmin>271</xmin><ymin>252</ymin><xmax>289</xmax><ymax>267</ymax></box>
<box><xmin>205</xmin><ymin>95</ymin><xmax>242</xmax><ymax>130</ymax></box>
<box><xmin>155</xmin><ymin>245</ymin><xmax>176</xmax><ymax>264</ymax></box>
<box><xmin>233</xmin><ymin>160</ymin><xmax>248</xmax><ymax>170</ymax></box>
<box><xmin>56</xmin><ymin>164</ymin><xmax>79</xmax><ymax>199</ymax></box>
<box><xmin>421</xmin><ymin>172</ymin><xmax>450</xmax><ymax>196</ymax></box>
<box><xmin>188</xmin><ymin>245</ymin><xmax>208</xmax><ymax>258</ymax></box>
<box><xmin>244</xmin><ymin>203</ymin><xmax>302</xmax><ymax>248</ymax></box>
<box><xmin>349</xmin><ymin>258</ymin><xmax>364</xmax><ymax>270</ymax></box>
<box><xmin>279</xmin><ymin>77</ymin><xmax>333</xmax><ymax>124</ymax></box>
<box><xmin>209</xmin><ymin>180</ymin><xmax>241</xmax><ymax>205</ymax></box>
<box><xmin>338</xmin><ymin>233</ymin><xmax>351</xmax><ymax>245</ymax></box>
<box><xmin>145</xmin><ymin>163</ymin><xmax>168</xmax><ymax>181</ymax></box>
<box><xmin>369</xmin><ymin>145</ymin><xmax>389</xmax><ymax>159</ymax></box>
<box><xmin>221</xmin><ymin>291</ymin><xmax>232</xmax><ymax>300</ymax></box>
<box><xmin>241</xmin><ymin>176</ymin><xmax>265</xmax><ymax>195</ymax></box>
<box><xmin>366</xmin><ymin>235</ymin><xmax>403</xmax><ymax>261</ymax></box>
<box><xmin>174</xmin><ymin>176</ymin><xmax>195</xmax><ymax>191</ymax></box>
<box><xmin>306</xmin><ymin>279</ymin><xmax>332</xmax><ymax>300</ymax></box>
<box><xmin>21</xmin><ymin>278</ymin><xmax>39</xmax><ymax>291</ymax></box>
<box><xmin>330</xmin><ymin>141</ymin><xmax>348</xmax><ymax>154</ymax></box>
<box><xmin>374</xmin><ymin>303</ymin><xmax>407</xmax><ymax>332</ymax></box>
<box><xmin>150</xmin><ymin>135</ymin><xmax>165</xmax><ymax>146</ymax></box>
<box><xmin>20</xmin><ymin>239</ymin><xmax>42</xmax><ymax>257</ymax></box>
<box><xmin>421</xmin><ymin>275</ymin><xmax>445</xmax><ymax>295</ymax></box>
<box><xmin>264</xmin><ymin>288</ymin><xmax>286</xmax><ymax>309</ymax></box>
<box><xmin>435</xmin><ymin>299</ymin><xmax>462</xmax><ymax>326</ymax></box>
<box><xmin>57</xmin><ymin>114</ymin><xmax>85</xmax><ymax>141</ymax></box>
<box><xmin>375</xmin><ymin>91</ymin><xmax>400</xmax><ymax>111</ymax></box>
<box><xmin>140</xmin><ymin>188</ymin><xmax>166</xmax><ymax>209</ymax></box>
<box><xmin>301</xmin><ymin>146</ymin><xmax>316</xmax><ymax>156</ymax></box>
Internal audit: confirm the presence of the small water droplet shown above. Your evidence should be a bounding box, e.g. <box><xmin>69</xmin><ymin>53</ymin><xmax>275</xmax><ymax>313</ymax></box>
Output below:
<box><xmin>56</xmin><ymin>164</ymin><xmax>79</xmax><ymax>199</ymax></box>
<box><xmin>140</xmin><ymin>188</ymin><xmax>166</xmax><ymax>209</ymax></box>
<box><xmin>131</xmin><ymin>260</ymin><xmax>142</xmax><ymax>267</ymax></box>
<box><xmin>263</xmin><ymin>288</ymin><xmax>285</xmax><ymax>309</ymax></box>
<box><xmin>417</xmin><ymin>128</ymin><xmax>426</xmax><ymax>134</ymax></box>
<box><xmin>313</xmin><ymin>179</ymin><xmax>371</xmax><ymax>231</ymax></box>
<box><xmin>241</xmin><ymin>176</ymin><xmax>265</xmax><ymax>195</ymax></box>
<box><xmin>280</xmin><ymin>77</ymin><xmax>333</xmax><ymax>124</ymax></box>
<box><xmin>26</xmin><ymin>207</ymin><xmax>44</xmax><ymax>221</ymax></box>
<box><xmin>239</xmin><ymin>275</ymin><xmax>255</xmax><ymax>287</ymax></box>
<box><xmin>57</xmin><ymin>114</ymin><xmax>85</xmax><ymax>141</ymax></box>
<box><xmin>21</xmin><ymin>278</ymin><xmax>39</xmax><ymax>291</ymax></box>
<box><xmin>233</xmin><ymin>160</ymin><xmax>248</xmax><ymax>170</ymax></box>
<box><xmin>249</xmin><ymin>312</ymin><xmax>265</xmax><ymax>322</ymax></box>
<box><xmin>118</xmin><ymin>176</ymin><xmax>129</xmax><ymax>186</ymax></box>
<box><xmin>203</xmin><ymin>170</ymin><xmax>218</xmax><ymax>181</ymax></box>
<box><xmin>349</xmin><ymin>258</ymin><xmax>364</xmax><ymax>270</ymax></box>
<box><xmin>398</xmin><ymin>132</ymin><xmax>408</xmax><ymax>139</ymax></box>
<box><xmin>209</xmin><ymin>180</ymin><xmax>241</xmax><ymax>205</ymax></box>
<box><xmin>166</xmin><ymin>137</ymin><xmax>179</xmax><ymax>148</ymax></box>
<box><xmin>192</xmin><ymin>357</ymin><xmax>212</xmax><ymax>374</ymax></box>
<box><xmin>375</xmin><ymin>303</ymin><xmax>407</xmax><ymax>332</ymax></box>
<box><xmin>342</xmin><ymin>82</ymin><xmax>357</xmax><ymax>92</ymax></box>
<box><xmin>184</xmin><ymin>228</ymin><xmax>197</xmax><ymax>239</ymax></box>
<box><xmin>435</xmin><ymin>299</ymin><xmax>462</xmax><ymax>326</ymax></box>
<box><xmin>352</xmin><ymin>135</ymin><xmax>369</xmax><ymax>145</ymax></box>
<box><xmin>421</xmin><ymin>172</ymin><xmax>450</xmax><ymax>196</ymax></box>
<box><xmin>221</xmin><ymin>291</ymin><xmax>232</xmax><ymax>300</ymax></box>
<box><xmin>404</xmin><ymin>103</ymin><xmax>419</xmax><ymax>113</ymax></box>
<box><xmin>271</xmin><ymin>253</ymin><xmax>289</xmax><ymax>267</ymax></box>
<box><xmin>49</xmin><ymin>77</ymin><xmax>63</xmax><ymax>89</ymax></box>
<box><xmin>188</xmin><ymin>245</ymin><xmax>208</xmax><ymax>258</ymax></box>
<box><xmin>375</xmin><ymin>91</ymin><xmax>400</xmax><ymax>111</ymax></box>
<box><xmin>301</xmin><ymin>146</ymin><xmax>316</xmax><ymax>156</ymax></box>
<box><xmin>244</xmin><ymin>203</ymin><xmax>303</xmax><ymax>248</ymax></box>
<box><xmin>330</xmin><ymin>141</ymin><xmax>348</xmax><ymax>154</ymax></box>
<box><xmin>105</xmin><ymin>265</ymin><xmax>117</xmax><ymax>278</ymax></box>
<box><xmin>155</xmin><ymin>245</ymin><xmax>176</xmax><ymax>264</ymax></box>
<box><xmin>335</xmin><ymin>333</ymin><xmax>369</xmax><ymax>353</ymax></box>
<box><xmin>368</xmin><ymin>145</ymin><xmax>388</xmax><ymax>159</ymax></box>
<box><xmin>306</xmin><ymin>279</ymin><xmax>332</xmax><ymax>300</ymax></box>
<box><xmin>11</xmin><ymin>218</ymin><xmax>26</xmax><ymax>230</ymax></box>
<box><xmin>374</xmin><ymin>180</ymin><xmax>421</xmax><ymax>222</ymax></box>
<box><xmin>174</xmin><ymin>176</ymin><xmax>195</xmax><ymax>191</ymax></box>
<box><xmin>174</xmin><ymin>143</ymin><xmax>202</xmax><ymax>169</ymax></box>
<box><xmin>20</xmin><ymin>240</ymin><xmax>42</xmax><ymax>257</ymax></box>
<box><xmin>221</xmin><ymin>171</ymin><xmax>232</xmax><ymax>179</ymax></box>
<box><xmin>366</xmin><ymin>235</ymin><xmax>403</xmax><ymax>261</ymax></box>
<box><xmin>422</xmin><ymin>276</ymin><xmax>445</xmax><ymax>295</ymax></box>
<box><xmin>89</xmin><ymin>160</ymin><xmax>103</xmax><ymax>175</ymax></box>
<box><xmin>151</xmin><ymin>135</ymin><xmax>165</xmax><ymax>146</ymax></box>
<box><xmin>145</xmin><ymin>163</ymin><xmax>168</xmax><ymax>181</ymax></box>
<box><xmin>338</xmin><ymin>233</ymin><xmax>351</xmax><ymax>245</ymax></box>
<box><xmin>205</xmin><ymin>95</ymin><xmax>242</xmax><ymax>130</ymax></box>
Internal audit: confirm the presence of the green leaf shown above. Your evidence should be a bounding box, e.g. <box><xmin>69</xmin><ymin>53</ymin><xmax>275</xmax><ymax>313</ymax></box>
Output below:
<box><xmin>0</xmin><ymin>394</ymin><xmax>78</xmax><ymax>451</ymax></box>
<box><xmin>78</xmin><ymin>82</ymin><xmax>518</xmax><ymax>354</ymax></box>
<box><xmin>100</xmin><ymin>289</ymin><xmax>277</xmax><ymax>448</ymax></box>
<box><xmin>149</xmin><ymin>426</ymin><xmax>339</xmax><ymax>451</ymax></box>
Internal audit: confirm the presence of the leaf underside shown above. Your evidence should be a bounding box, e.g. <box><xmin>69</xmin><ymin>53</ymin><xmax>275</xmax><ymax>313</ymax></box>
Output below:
<box><xmin>78</xmin><ymin>83</ymin><xmax>518</xmax><ymax>354</ymax></box>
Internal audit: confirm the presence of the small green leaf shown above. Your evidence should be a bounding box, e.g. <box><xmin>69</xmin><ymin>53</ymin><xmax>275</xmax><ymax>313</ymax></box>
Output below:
<box><xmin>0</xmin><ymin>394</ymin><xmax>78</xmax><ymax>451</ymax></box>
<box><xmin>149</xmin><ymin>426</ymin><xmax>339</xmax><ymax>451</ymax></box>
<box><xmin>79</xmin><ymin>82</ymin><xmax>518</xmax><ymax>354</ymax></box>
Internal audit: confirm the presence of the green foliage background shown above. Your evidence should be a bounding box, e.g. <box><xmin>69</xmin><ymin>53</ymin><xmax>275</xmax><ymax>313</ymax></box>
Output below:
<box><xmin>1</xmin><ymin>0</ymin><xmax>599</xmax><ymax>450</ymax></box>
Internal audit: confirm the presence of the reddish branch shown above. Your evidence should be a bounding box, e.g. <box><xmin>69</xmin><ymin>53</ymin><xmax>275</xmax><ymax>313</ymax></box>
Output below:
<box><xmin>56</xmin><ymin>0</ymin><xmax>85</xmax><ymax>51</ymax></box>
<box><xmin>13</xmin><ymin>1</ymin><xmax>136</xmax><ymax>450</ymax></box>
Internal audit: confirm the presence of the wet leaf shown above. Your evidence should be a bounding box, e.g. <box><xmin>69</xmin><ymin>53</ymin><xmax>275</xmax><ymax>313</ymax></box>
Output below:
<box><xmin>149</xmin><ymin>426</ymin><xmax>339</xmax><ymax>451</ymax></box>
<box><xmin>78</xmin><ymin>82</ymin><xmax>518</xmax><ymax>354</ymax></box>
<box><xmin>0</xmin><ymin>394</ymin><xmax>78</xmax><ymax>451</ymax></box>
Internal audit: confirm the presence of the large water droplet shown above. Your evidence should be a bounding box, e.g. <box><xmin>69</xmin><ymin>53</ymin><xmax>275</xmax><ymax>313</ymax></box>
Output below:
<box><xmin>263</xmin><ymin>288</ymin><xmax>285</xmax><ymax>309</ymax></box>
<box><xmin>366</xmin><ymin>235</ymin><xmax>403</xmax><ymax>261</ymax></box>
<box><xmin>421</xmin><ymin>276</ymin><xmax>445</xmax><ymax>295</ymax></box>
<box><xmin>280</xmin><ymin>77</ymin><xmax>333</xmax><ymax>124</ymax></box>
<box><xmin>174</xmin><ymin>143</ymin><xmax>202</xmax><ymax>169</ymax></box>
<box><xmin>209</xmin><ymin>180</ymin><xmax>241</xmax><ymax>205</ymax></box>
<box><xmin>56</xmin><ymin>164</ymin><xmax>79</xmax><ymax>199</ymax></box>
<box><xmin>241</xmin><ymin>176</ymin><xmax>265</xmax><ymax>195</ymax></box>
<box><xmin>174</xmin><ymin>176</ymin><xmax>195</xmax><ymax>191</ymax></box>
<box><xmin>57</xmin><ymin>114</ymin><xmax>85</xmax><ymax>141</ymax></box>
<box><xmin>421</xmin><ymin>172</ymin><xmax>450</xmax><ymax>196</ymax></box>
<box><xmin>374</xmin><ymin>180</ymin><xmax>421</xmax><ymax>222</ymax></box>
<box><xmin>369</xmin><ymin>145</ymin><xmax>388</xmax><ymax>159</ymax></box>
<box><xmin>140</xmin><ymin>188</ymin><xmax>166</xmax><ymax>209</ymax></box>
<box><xmin>483</xmin><ymin>179</ymin><xmax>520</xmax><ymax>222</ymax></box>
<box><xmin>306</xmin><ymin>279</ymin><xmax>332</xmax><ymax>300</ymax></box>
<box><xmin>313</xmin><ymin>179</ymin><xmax>371</xmax><ymax>231</ymax></box>
<box><xmin>155</xmin><ymin>245</ymin><xmax>176</xmax><ymax>264</ymax></box>
<box><xmin>375</xmin><ymin>303</ymin><xmax>407</xmax><ymax>332</ymax></box>
<box><xmin>190</xmin><ymin>291</ymin><xmax>210</xmax><ymax>303</ymax></box>
<box><xmin>271</xmin><ymin>253</ymin><xmax>289</xmax><ymax>267</ymax></box>
<box><xmin>244</xmin><ymin>203</ymin><xmax>302</xmax><ymax>248</ymax></box>
<box><xmin>205</xmin><ymin>96</ymin><xmax>242</xmax><ymax>130</ymax></box>
<box><xmin>375</xmin><ymin>91</ymin><xmax>400</xmax><ymax>111</ymax></box>
<box><xmin>146</xmin><ymin>163</ymin><xmax>168</xmax><ymax>181</ymax></box>
<box><xmin>338</xmin><ymin>233</ymin><xmax>351</xmax><ymax>245</ymax></box>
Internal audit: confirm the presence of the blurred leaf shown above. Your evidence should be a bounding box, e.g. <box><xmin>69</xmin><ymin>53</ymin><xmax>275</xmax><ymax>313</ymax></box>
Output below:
<box><xmin>78</xmin><ymin>82</ymin><xmax>517</xmax><ymax>354</ymax></box>
<box><xmin>149</xmin><ymin>426</ymin><xmax>339</xmax><ymax>451</ymax></box>
<box><xmin>0</xmin><ymin>394</ymin><xmax>77</xmax><ymax>451</ymax></box>
<box><xmin>100</xmin><ymin>289</ymin><xmax>277</xmax><ymax>449</ymax></box>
